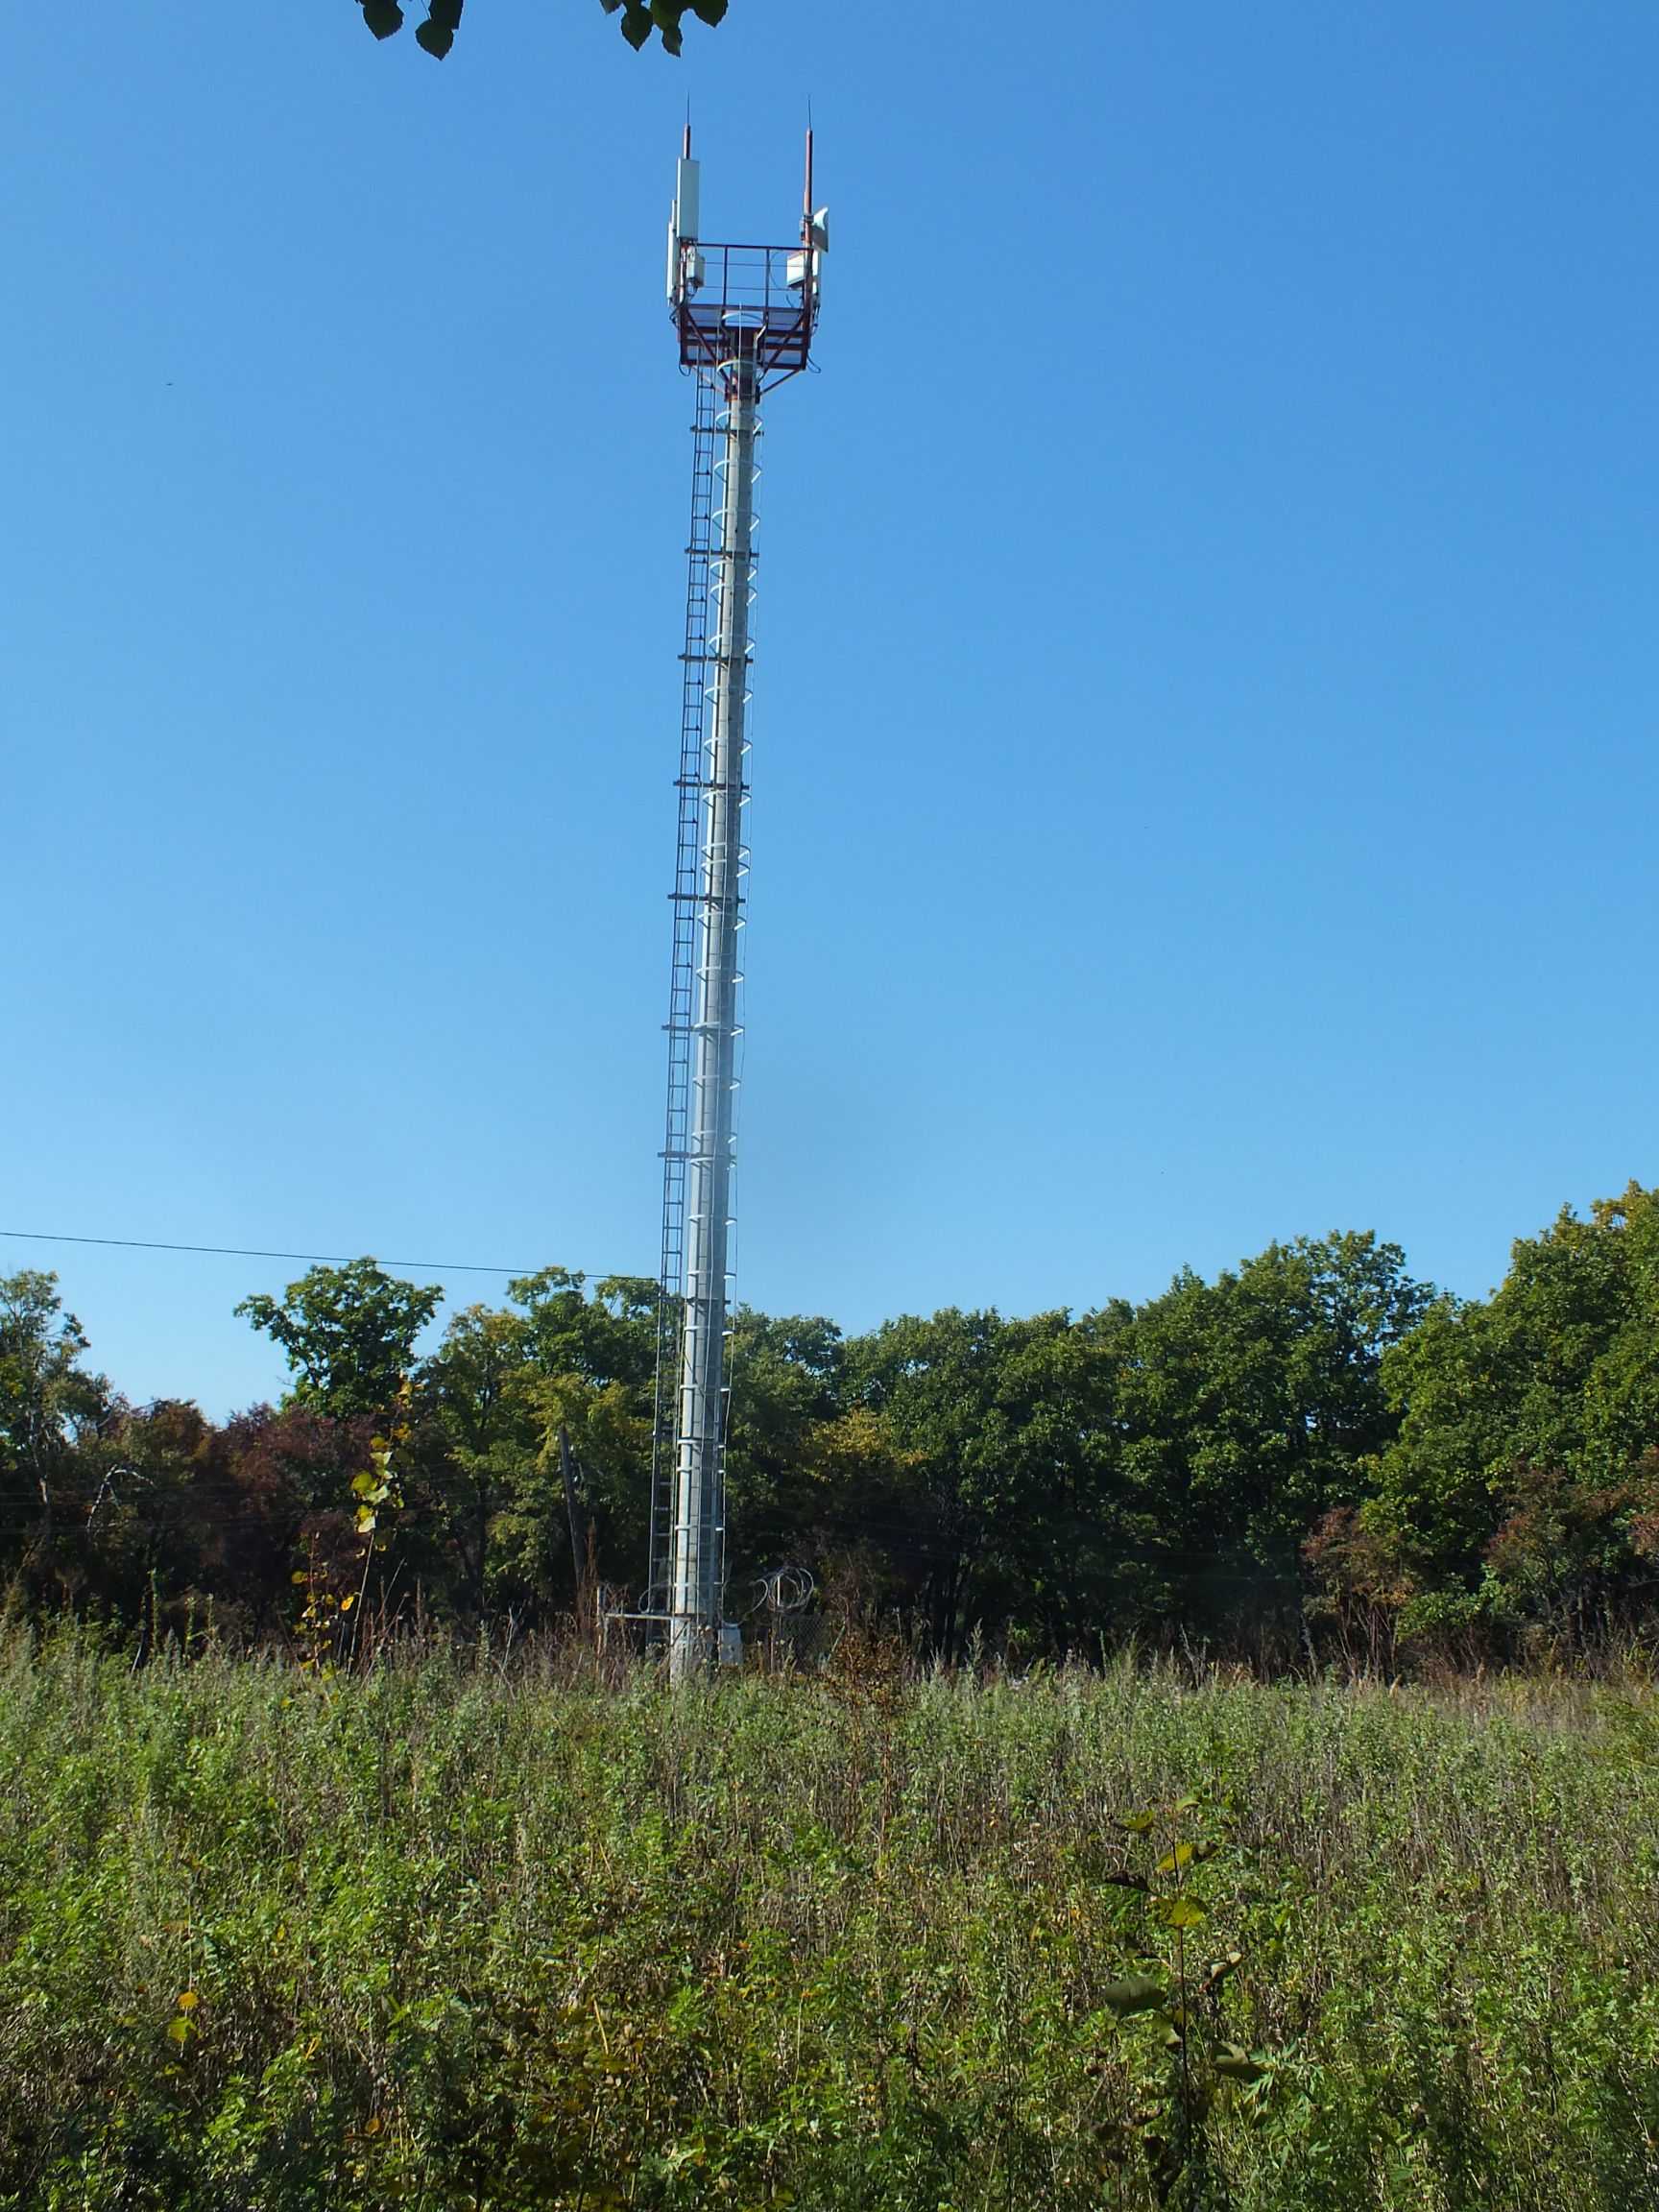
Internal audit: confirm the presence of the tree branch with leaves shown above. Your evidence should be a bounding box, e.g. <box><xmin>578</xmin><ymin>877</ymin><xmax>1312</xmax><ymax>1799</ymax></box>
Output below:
<box><xmin>354</xmin><ymin>0</ymin><xmax>728</xmax><ymax>62</ymax></box>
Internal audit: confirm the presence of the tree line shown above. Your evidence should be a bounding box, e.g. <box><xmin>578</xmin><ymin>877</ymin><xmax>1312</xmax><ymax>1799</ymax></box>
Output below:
<box><xmin>3</xmin><ymin>1182</ymin><xmax>1656</xmax><ymax>1665</ymax></box>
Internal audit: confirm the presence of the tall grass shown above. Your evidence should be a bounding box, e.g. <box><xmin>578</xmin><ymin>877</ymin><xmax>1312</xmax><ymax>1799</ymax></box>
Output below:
<box><xmin>2</xmin><ymin>1628</ymin><xmax>1657</xmax><ymax>2208</ymax></box>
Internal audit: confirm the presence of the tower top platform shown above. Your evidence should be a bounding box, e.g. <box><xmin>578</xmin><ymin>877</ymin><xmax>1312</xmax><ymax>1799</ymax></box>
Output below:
<box><xmin>666</xmin><ymin>131</ymin><xmax>826</xmax><ymax>390</ymax></box>
<box><xmin>674</xmin><ymin>243</ymin><xmax>818</xmax><ymax>382</ymax></box>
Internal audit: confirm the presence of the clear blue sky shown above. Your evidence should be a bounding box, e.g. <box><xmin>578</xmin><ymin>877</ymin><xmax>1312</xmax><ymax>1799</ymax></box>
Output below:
<box><xmin>2</xmin><ymin>1</ymin><xmax>1654</xmax><ymax>1415</ymax></box>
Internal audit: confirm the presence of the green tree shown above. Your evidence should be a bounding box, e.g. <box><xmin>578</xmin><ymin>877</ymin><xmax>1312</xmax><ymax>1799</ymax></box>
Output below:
<box><xmin>774</xmin><ymin>1241</ymin><xmax>1429</xmax><ymax>1660</ymax></box>
<box><xmin>724</xmin><ymin>1310</ymin><xmax>846</xmax><ymax>1572</ymax></box>
<box><xmin>0</xmin><ymin>1270</ymin><xmax>111</xmax><ymax>1597</ymax></box>
<box><xmin>1364</xmin><ymin>1183</ymin><xmax>1659</xmax><ymax>1639</ymax></box>
<box><xmin>406</xmin><ymin>1270</ymin><xmax>658</xmax><ymax>1622</ymax></box>
<box><xmin>1104</xmin><ymin>1233</ymin><xmax>1431</xmax><ymax>1640</ymax></box>
<box><xmin>235</xmin><ymin>1260</ymin><xmax>442</xmax><ymax>1425</ymax></box>
<box><xmin>509</xmin><ymin>1268</ymin><xmax>657</xmax><ymax>1603</ymax></box>
<box><xmin>73</xmin><ymin>1399</ymin><xmax>216</xmax><ymax>1633</ymax></box>
<box><xmin>842</xmin><ymin>1306</ymin><xmax>1110</xmax><ymax>1658</ymax></box>
<box><xmin>414</xmin><ymin>1300</ymin><xmax>539</xmax><ymax>1617</ymax></box>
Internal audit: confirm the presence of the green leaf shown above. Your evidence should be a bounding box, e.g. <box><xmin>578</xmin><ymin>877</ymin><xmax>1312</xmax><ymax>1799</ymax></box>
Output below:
<box><xmin>361</xmin><ymin>0</ymin><xmax>404</xmax><ymax>37</ymax></box>
<box><xmin>351</xmin><ymin>1472</ymin><xmax>380</xmax><ymax>1498</ymax></box>
<box><xmin>686</xmin><ymin>0</ymin><xmax>727</xmax><ymax>19</ymax></box>
<box><xmin>1155</xmin><ymin>1894</ymin><xmax>1208</xmax><ymax>1931</ymax></box>
<box><xmin>619</xmin><ymin>4</ymin><xmax>653</xmax><ymax>48</ymax></box>
<box><xmin>1120</xmin><ymin>1810</ymin><xmax>1157</xmax><ymax>1835</ymax></box>
<box><xmin>1155</xmin><ymin>1840</ymin><xmax>1195</xmax><ymax>1874</ymax></box>
<box><xmin>1100</xmin><ymin>1975</ymin><xmax>1168</xmax><ymax>2016</ymax></box>
<box><xmin>415</xmin><ymin>7</ymin><xmax>454</xmax><ymax>46</ymax></box>
<box><xmin>165</xmin><ymin>2016</ymin><xmax>195</xmax><ymax>2045</ymax></box>
<box><xmin>1213</xmin><ymin>2044</ymin><xmax>1270</xmax><ymax>2083</ymax></box>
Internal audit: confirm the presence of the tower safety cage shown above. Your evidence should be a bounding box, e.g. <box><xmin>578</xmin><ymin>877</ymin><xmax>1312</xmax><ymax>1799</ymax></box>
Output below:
<box><xmin>639</xmin><ymin>131</ymin><xmax>827</xmax><ymax>1682</ymax></box>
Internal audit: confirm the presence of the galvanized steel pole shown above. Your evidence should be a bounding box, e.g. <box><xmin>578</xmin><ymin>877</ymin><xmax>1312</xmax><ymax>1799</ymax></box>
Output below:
<box><xmin>668</xmin><ymin>341</ymin><xmax>758</xmax><ymax>1682</ymax></box>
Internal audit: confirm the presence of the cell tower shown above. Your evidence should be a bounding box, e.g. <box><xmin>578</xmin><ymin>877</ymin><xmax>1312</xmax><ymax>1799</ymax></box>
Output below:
<box><xmin>646</xmin><ymin>132</ymin><xmax>827</xmax><ymax>1682</ymax></box>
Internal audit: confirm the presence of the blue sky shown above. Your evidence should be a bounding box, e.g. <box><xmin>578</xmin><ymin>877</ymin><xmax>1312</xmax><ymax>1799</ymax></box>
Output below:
<box><xmin>2</xmin><ymin>0</ymin><xmax>1654</xmax><ymax>1414</ymax></box>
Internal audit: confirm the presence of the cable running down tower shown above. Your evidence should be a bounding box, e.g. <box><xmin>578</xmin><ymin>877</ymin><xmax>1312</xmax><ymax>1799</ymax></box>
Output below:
<box><xmin>648</xmin><ymin>132</ymin><xmax>827</xmax><ymax>1681</ymax></box>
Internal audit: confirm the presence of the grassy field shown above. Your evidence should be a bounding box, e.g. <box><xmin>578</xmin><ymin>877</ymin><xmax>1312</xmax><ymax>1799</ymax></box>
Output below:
<box><xmin>3</xmin><ymin>1632</ymin><xmax>1658</xmax><ymax>2209</ymax></box>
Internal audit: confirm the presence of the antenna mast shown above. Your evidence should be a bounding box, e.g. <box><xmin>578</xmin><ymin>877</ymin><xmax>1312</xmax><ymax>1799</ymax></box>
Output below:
<box><xmin>649</xmin><ymin>134</ymin><xmax>826</xmax><ymax>1681</ymax></box>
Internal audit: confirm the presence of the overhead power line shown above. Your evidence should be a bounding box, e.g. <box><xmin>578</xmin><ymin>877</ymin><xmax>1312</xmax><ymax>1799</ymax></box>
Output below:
<box><xmin>0</xmin><ymin>1230</ymin><xmax>544</xmax><ymax>1280</ymax></box>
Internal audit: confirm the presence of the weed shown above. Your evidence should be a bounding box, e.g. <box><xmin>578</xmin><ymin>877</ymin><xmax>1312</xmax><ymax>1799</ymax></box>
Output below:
<box><xmin>2</xmin><ymin>1635</ymin><xmax>1658</xmax><ymax>2208</ymax></box>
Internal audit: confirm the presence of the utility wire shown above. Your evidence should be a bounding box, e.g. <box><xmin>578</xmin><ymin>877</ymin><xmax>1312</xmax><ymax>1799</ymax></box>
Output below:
<box><xmin>0</xmin><ymin>1229</ymin><xmax>544</xmax><ymax>1279</ymax></box>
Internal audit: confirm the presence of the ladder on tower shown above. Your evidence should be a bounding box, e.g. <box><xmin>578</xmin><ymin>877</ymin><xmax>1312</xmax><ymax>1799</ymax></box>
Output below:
<box><xmin>648</xmin><ymin>369</ymin><xmax>718</xmax><ymax>1615</ymax></box>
